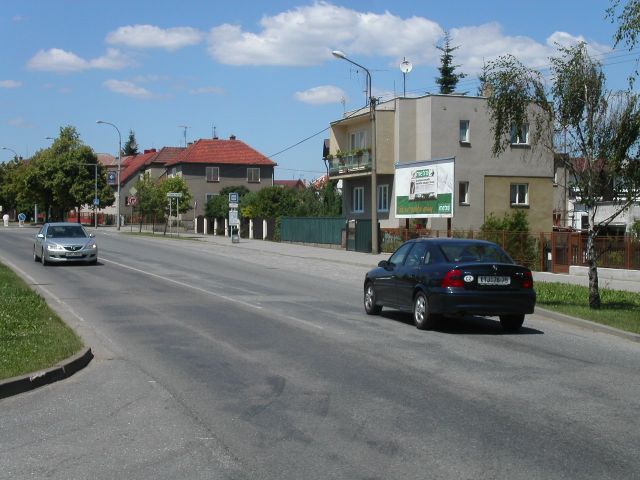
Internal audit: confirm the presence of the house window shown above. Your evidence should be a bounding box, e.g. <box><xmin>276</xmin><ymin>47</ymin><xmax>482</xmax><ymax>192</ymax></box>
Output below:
<box><xmin>458</xmin><ymin>181</ymin><xmax>469</xmax><ymax>205</ymax></box>
<box><xmin>205</xmin><ymin>193</ymin><xmax>217</xmax><ymax>204</ymax></box>
<box><xmin>352</xmin><ymin>186</ymin><xmax>364</xmax><ymax>213</ymax></box>
<box><xmin>510</xmin><ymin>183</ymin><xmax>529</xmax><ymax>206</ymax></box>
<box><xmin>206</xmin><ymin>166</ymin><xmax>219</xmax><ymax>182</ymax></box>
<box><xmin>350</xmin><ymin>131</ymin><xmax>367</xmax><ymax>150</ymax></box>
<box><xmin>511</xmin><ymin>123</ymin><xmax>529</xmax><ymax>145</ymax></box>
<box><xmin>170</xmin><ymin>167</ymin><xmax>177</xmax><ymax>178</ymax></box>
<box><xmin>247</xmin><ymin>168</ymin><xmax>260</xmax><ymax>183</ymax></box>
<box><xmin>459</xmin><ymin>120</ymin><xmax>470</xmax><ymax>143</ymax></box>
<box><xmin>377</xmin><ymin>184</ymin><xmax>389</xmax><ymax>212</ymax></box>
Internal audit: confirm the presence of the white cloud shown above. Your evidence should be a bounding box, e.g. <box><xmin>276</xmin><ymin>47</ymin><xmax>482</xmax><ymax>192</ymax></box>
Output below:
<box><xmin>0</xmin><ymin>80</ymin><xmax>22</xmax><ymax>88</ymax></box>
<box><xmin>546</xmin><ymin>31</ymin><xmax>611</xmax><ymax>57</ymax></box>
<box><xmin>208</xmin><ymin>2</ymin><xmax>442</xmax><ymax>66</ymax></box>
<box><xmin>27</xmin><ymin>48</ymin><xmax>133</xmax><ymax>72</ymax></box>
<box><xmin>106</xmin><ymin>24</ymin><xmax>204</xmax><ymax>51</ymax></box>
<box><xmin>295</xmin><ymin>85</ymin><xmax>345</xmax><ymax>104</ymax></box>
<box><xmin>190</xmin><ymin>86</ymin><xmax>225</xmax><ymax>95</ymax></box>
<box><xmin>104</xmin><ymin>79</ymin><xmax>153</xmax><ymax>99</ymax></box>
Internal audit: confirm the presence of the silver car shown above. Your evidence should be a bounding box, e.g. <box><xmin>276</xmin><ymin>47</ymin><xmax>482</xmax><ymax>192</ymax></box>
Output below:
<box><xmin>33</xmin><ymin>222</ymin><xmax>98</xmax><ymax>265</ymax></box>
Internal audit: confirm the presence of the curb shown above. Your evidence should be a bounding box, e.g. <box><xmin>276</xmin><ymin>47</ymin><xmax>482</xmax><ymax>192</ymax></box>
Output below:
<box><xmin>0</xmin><ymin>347</ymin><xmax>93</xmax><ymax>400</ymax></box>
<box><xmin>535</xmin><ymin>307</ymin><xmax>640</xmax><ymax>343</ymax></box>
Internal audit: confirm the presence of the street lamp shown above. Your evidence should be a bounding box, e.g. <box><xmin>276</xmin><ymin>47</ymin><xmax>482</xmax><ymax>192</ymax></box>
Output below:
<box><xmin>1</xmin><ymin>146</ymin><xmax>19</xmax><ymax>160</ymax></box>
<box><xmin>332</xmin><ymin>50</ymin><xmax>378</xmax><ymax>254</ymax></box>
<box><xmin>96</xmin><ymin>120</ymin><xmax>122</xmax><ymax>230</ymax></box>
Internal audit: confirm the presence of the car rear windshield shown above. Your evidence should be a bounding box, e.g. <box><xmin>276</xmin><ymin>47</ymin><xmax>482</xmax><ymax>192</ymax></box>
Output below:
<box><xmin>47</xmin><ymin>226</ymin><xmax>87</xmax><ymax>238</ymax></box>
<box><xmin>439</xmin><ymin>243</ymin><xmax>513</xmax><ymax>264</ymax></box>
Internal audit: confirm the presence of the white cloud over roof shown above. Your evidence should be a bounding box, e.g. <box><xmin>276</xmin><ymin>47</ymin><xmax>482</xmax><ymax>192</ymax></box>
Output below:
<box><xmin>106</xmin><ymin>24</ymin><xmax>204</xmax><ymax>51</ymax></box>
<box><xmin>295</xmin><ymin>85</ymin><xmax>346</xmax><ymax>104</ymax></box>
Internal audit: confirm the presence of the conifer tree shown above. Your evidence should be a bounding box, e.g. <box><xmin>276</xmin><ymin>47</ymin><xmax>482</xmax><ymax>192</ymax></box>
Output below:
<box><xmin>435</xmin><ymin>32</ymin><xmax>467</xmax><ymax>94</ymax></box>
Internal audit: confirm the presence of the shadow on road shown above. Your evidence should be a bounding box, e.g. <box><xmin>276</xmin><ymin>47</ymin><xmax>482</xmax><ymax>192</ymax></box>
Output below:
<box><xmin>379</xmin><ymin>311</ymin><xmax>544</xmax><ymax>335</ymax></box>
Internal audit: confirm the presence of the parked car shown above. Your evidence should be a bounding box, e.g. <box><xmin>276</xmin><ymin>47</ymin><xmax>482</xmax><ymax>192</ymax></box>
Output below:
<box><xmin>363</xmin><ymin>238</ymin><xmax>535</xmax><ymax>331</ymax></box>
<box><xmin>33</xmin><ymin>222</ymin><xmax>98</xmax><ymax>265</ymax></box>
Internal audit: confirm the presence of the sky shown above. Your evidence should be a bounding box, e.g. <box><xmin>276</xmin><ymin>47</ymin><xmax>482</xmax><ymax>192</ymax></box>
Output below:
<box><xmin>1</xmin><ymin>0</ymin><xmax>637</xmax><ymax>181</ymax></box>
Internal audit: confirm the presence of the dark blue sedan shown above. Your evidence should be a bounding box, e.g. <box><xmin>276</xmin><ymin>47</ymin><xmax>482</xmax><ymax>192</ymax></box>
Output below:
<box><xmin>364</xmin><ymin>238</ymin><xmax>536</xmax><ymax>331</ymax></box>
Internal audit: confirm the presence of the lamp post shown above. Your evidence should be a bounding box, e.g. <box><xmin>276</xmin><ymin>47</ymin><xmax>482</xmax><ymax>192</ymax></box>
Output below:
<box><xmin>83</xmin><ymin>164</ymin><xmax>99</xmax><ymax>229</ymax></box>
<box><xmin>96</xmin><ymin>120</ymin><xmax>122</xmax><ymax>230</ymax></box>
<box><xmin>332</xmin><ymin>50</ymin><xmax>378</xmax><ymax>254</ymax></box>
<box><xmin>1</xmin><ymin>146</ymin><xmax>19</xmax><ymax>160</ymax></box>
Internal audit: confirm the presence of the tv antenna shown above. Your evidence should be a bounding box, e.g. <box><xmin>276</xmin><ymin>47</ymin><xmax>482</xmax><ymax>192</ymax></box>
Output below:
<box><xmin>178</xmin><ymin>125</ymin><xmax>189</xmax><ymax>147</ymax></box>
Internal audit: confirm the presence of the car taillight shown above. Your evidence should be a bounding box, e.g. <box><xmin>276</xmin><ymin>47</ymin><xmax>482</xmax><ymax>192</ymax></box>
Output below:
<box><xmin>522</xmin><ymin>271</ymin><xmax>533</xmax><ymax>289</ymax></box>
<box><xmin>442</xmin><ymin>269</ymin><xmax>464</xmax><ymax>288</ymax></box>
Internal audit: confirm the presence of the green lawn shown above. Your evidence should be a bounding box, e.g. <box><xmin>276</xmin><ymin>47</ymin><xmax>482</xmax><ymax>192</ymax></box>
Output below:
<box><xmin>0</xmin><ymin>263</ymin><xmax>83</xmax><ymax>380</ymax></box>
<box><xmin>536</xmin><ymin>282</ymin><xmax>640</xmax><ymax>334</ymax></box>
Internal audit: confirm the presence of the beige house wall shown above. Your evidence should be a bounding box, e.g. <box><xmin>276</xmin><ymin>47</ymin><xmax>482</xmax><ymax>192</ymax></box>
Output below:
<box><xmin>484</xmin><ymin>176</ymin><xmax>554</xmax><ymax>233</ymax></box>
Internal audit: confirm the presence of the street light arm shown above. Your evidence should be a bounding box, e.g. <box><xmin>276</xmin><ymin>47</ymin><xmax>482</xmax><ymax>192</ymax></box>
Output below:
<box><xmin>331</xmin><ymin>51</ymin><xmax>372</xmax><ymax>106</ymax></box>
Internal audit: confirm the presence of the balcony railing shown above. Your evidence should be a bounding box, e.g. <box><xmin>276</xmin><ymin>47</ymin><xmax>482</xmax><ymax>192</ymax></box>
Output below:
<box><xmin>328</xmin><ymin>151</ymin><xmax>371</xmax><ymax>176</ymax></box>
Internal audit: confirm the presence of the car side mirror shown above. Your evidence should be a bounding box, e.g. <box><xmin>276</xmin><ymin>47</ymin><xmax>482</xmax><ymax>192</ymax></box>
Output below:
<box><xmin>89</xmin><ymin>233</ymin><xmax>95</xmax><ymax>238</ymax></box>
<box><xmin>37</xmin><ymin>233</ymin><xmax>44</xmax><ymax>239</ymax></box>
<box><xmin>377</xmin><ymin>260</ymin><xmax>388</xmax><ymax>268</ymax></box>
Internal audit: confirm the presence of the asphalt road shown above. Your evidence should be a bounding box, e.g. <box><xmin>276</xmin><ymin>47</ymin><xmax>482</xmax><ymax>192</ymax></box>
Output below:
<box><xmin>0</xmin><ymin>227</ymin><xmax>639</xmax><ymax>480</ymax></box>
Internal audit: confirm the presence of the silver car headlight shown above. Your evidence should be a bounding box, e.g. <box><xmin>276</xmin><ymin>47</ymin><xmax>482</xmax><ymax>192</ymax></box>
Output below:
<box><xmin>47</xmin><ymin>243</ymin><xmax>65</xmax><ymax>251</ymax></box>
<box><xmin>87</xmin><ymin>243</ymin><xmax>97</xmax><ymax>250</ymax></box>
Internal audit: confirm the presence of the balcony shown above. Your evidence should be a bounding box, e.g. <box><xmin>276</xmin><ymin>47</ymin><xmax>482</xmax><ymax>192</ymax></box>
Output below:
<box><xmin>327</xmin><ymin>151</ymin><xmax>372</xmax><ymax>177</ymax></box>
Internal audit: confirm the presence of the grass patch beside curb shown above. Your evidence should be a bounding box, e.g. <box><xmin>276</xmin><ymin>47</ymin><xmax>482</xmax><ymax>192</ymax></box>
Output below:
<box><xmin>536</xmin><ymin>282</ymin><xmax>640</xmax><ymax>334</ymax></box>
<box><xmin>123</xmin><ymin>232</ymin><xmax>202</xmax><ymax>241</ymax></box>
<box><xmin>0</xmin><ymin>263</ymin><xmax>83</xmax><ymax>380</ymax></box>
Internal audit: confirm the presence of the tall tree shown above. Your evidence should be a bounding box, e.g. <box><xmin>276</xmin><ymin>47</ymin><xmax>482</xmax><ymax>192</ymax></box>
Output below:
<box><xmin>123</xmin><ymin>129</ymin><xmax>139</xmax><ymax>156</ymax></box>
<box><xmin>483</xmin><ymin>43</ymin><xmax>640</xmax><ymax>309</ymax></box>
<box><xmin>435</xmin><ymin>32</ymin><xmax>467</xmax><ymax>94</ymax></box>
<box><xmin>608</xmin><ymin>0</ymin><xmax>640</xmax><ymax>84</ymax></box>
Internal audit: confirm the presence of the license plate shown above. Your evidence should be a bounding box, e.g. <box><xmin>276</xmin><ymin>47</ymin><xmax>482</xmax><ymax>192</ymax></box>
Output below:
<box><xmin>66</xmin><ymin>252</ymin><xmax>83</xmax><ymax>257</ymax></box>
<box><xmin>478</xmin><ymin>275</ymin><xmax>510</xmax><ymax>285</ymax></box>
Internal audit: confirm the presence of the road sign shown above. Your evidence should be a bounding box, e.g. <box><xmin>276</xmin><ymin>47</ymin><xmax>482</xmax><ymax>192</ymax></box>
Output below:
<box><xmin>128</xmin><ymin>196</ymin><xmax>137</xmax><ymax>206</ymax></box>
<box><xmin>167</xmin><ymin>192</ymin><xmax>183</xmax><ymax>198</ymax></box>
<box><xmin>18</xmin><ymin>213</ymin><xmax>26</xmax><ymax>222</ymax></box>
<box><xmin>93</xmin><ymin>197</ymin><xmax>100</xmax><ymax>206</ymax></box>
<box><xmin>107</xmin><ymin>171</ymin><xmax>117</xmax><ymax>185</ymax></box>
<box><xmin>229</xmin><ymin>209</ymin><xmax>240</xmax><ymax>226</ymax></box>
<box><xmin>229</xmin><ymin>192</ymin><xmax>239</xmax><ymax>203</ymax></box>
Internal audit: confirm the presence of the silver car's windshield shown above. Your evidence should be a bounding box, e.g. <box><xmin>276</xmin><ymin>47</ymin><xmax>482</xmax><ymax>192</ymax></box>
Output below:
<box><xmin>47</xmin><ymin>226</ymin><xmax>87</xmax><ymax>238</ymax></box>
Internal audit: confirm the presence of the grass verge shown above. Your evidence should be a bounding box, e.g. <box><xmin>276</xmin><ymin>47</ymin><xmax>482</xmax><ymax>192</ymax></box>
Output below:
<box><xmin>0</xmin><ymin>263</ymin><xmax>83</xmax><ymax>380</ymax></box>
<box><xmin>536</xmin><ymin>281</ymin><xmax>640</xmax><ymax>334</ymax></box>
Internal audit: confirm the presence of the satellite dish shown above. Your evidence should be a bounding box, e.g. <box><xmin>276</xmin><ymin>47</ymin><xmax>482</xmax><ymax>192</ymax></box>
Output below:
<box><xmin>400</xmin><ymin>58</ymin><xmax>413</xmax><ymax>74</ymax></box>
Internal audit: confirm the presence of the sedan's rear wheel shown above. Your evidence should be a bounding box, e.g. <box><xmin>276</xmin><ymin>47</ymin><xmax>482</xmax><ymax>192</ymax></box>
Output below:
<box><xmin>413</xmin><ymin>291</ymin><xmax>437</xmax><ymax>330</ymax></box>
<box><xmin>500</xmin><ymin>314</ymin><xmax>525</xmax><ymax>332</ymax></box>
<box><xmin>364</xmin><ymin>282</ymin><xmax>382</xmax><ymax>315</ymax></box>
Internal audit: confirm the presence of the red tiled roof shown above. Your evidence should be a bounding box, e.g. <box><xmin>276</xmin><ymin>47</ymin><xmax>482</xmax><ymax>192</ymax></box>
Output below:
<box><xmin>119</xmin><ymin>150</ymin><xmax>159</xmax><ymax>184</ymax></box>
<box><xmin>275</xmin><ymin>179</ymin><xmax>305</xmax><ymax>189</ymax></box>
<box><xmin>165</xmin><ymin>138</ymin><xmax>276</xmax><ymax>167</ymax></box>
<box><xmin>146</xmin><ymin>147</ymin><xmax>184</xmax><ymax>166</ymax></box>
<box><xmin>96</xmin><ymin>153</ymin><xmax>116</xmax><ymax>167</ymax></box>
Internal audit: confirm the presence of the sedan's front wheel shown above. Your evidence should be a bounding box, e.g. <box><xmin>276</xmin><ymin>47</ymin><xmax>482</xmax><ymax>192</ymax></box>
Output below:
<box><xmin>364</xmin><ymin>282</ymin><xmax>382</xmax><ymax>315</ymax></box>
<box><xmin>413</xmin><ymin>291</ymin><xmax>437</xmax><ymax>330</ymax></box>
<box><xmin>41</xmin><ymin>248</ymin><xmax>48</xmax><ymax>266</ymax></box>
<box><xmin>33</xmin><ymin>247</ymin><xmax>39</xmax><ymax>262</ymax></box>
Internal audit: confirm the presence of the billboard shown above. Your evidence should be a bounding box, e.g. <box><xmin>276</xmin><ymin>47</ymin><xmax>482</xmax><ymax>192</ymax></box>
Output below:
<box><xmin>395</xmin><ymin>157</ymin><xmax>454</xmax><ymax>218</ymax></box>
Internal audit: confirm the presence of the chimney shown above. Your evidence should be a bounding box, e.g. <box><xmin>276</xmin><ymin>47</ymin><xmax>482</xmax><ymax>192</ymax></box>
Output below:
<box><xmin>229</xmin><ymin>134</ymin><xmax>236</xmax><ymax>140</ymax></box>
<box><xmin>143</xmin><ymin>149</ymin><xmax>157</xmax><ymax>154</ymax></box>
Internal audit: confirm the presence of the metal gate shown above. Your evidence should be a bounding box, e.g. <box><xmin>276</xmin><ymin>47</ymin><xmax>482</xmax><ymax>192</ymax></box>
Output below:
<box><xmin>346</xmin><ymin>219</ymin><xmax>380</xmax><ymax>253</ymax></box>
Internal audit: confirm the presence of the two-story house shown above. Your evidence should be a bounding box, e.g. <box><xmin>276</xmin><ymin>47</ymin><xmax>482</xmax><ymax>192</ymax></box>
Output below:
<box><xmin>164</xmin><ymin>136</ymin><xmax>277</xmax><ymax>222</ymax></box>
<box><xmin>326</xmin><ymin>94</ymin><xmax>554</xmax><ymax>234</ymax></box>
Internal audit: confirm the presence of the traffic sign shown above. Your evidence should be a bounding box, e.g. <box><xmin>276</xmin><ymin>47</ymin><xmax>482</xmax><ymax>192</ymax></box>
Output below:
<box><xmin>18</xmin><ymin>213</ymin><xmax>26</xmax><ymax>222</ymax></box>
<box><xmin>93</xmin><ymin>197</ymin><xmax>100</xmax><ymax>206</ymax></box>
<box><xmin>167</xmin><ymin>192</ymin><xmax>183</xmax><ymax>198</ymax></box>
<box><xmin>128</xmin><ymin>196</ymin><xmax>137</xmax><ymax>206</ymax></box>
<box><xmin>229</xmin><ymin>192</ymin><xmax>239</xmax><ymax>203</ymax></box>
<box><xmin>107</xmin><ymin>171</ymin><xmax>117</xmax><ymax>185</ymax></box>
<box><xmin>229</xmin><ymin>209</ymin><xmax>240</xmax><ymax>226</ymax></box>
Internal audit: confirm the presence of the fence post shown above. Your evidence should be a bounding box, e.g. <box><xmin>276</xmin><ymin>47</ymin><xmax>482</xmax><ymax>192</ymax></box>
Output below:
<box><xmin>204</xmin><ymin>218</ymin><xmax>208</xmax><ymax>235</ymax></box>
<box><xmin>263</xmin><ymin>219</ymin><xmax>268</xmax><ymax>240</ymax></box>
<box><xmin>249</xmin><ymin>219</ymin><xmax>254</xmax><ymax>239</ymax></box>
